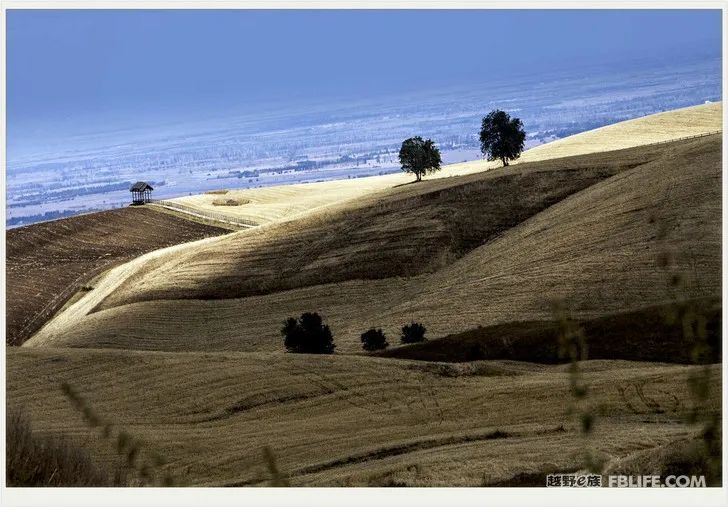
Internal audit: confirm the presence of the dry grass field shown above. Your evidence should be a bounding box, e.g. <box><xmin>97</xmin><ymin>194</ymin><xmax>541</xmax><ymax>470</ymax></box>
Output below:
<box><xmin>520</xmin><ymin>101</ymin><xmax>722</xmax><ymax>160</ymax></box>
<box><xmin>8</xmin><ymin>103</ymin><xmax>723</xmax><ymax>487</ymax></box>
<box><xmin>6</xmin><ymin>208</ymin><xmax>228</xmax><ymax>346</ymax></box>
<box><xmin>175</xmin><ymin>176</ymin><xmax>399</xmax><ymax>226</ymax></box>
<box><xmin>169</xmin><ymin>102</ymin><xmax>721</xmax><ymax>227</ymax></box>
<box><xmin>6</xmin><ymin>347</ymin><xmax>720</xmax><ymax>486</ymax></box>
<box><xmin>102</xmin><ymin>158</ymin><xmax>627</xmax><ymax>306</ymax></box>
<box><xmin>25</xmin><ymin>134</ymin><xmax>721</xmax><ymax>354</ymax></box>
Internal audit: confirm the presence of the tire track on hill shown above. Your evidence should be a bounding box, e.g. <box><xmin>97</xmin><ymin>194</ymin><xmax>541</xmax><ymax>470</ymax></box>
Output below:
<box><xmin>227</xmin><ymin>425</ymin><xmax>569</xmax><ymax>486</ymax></box>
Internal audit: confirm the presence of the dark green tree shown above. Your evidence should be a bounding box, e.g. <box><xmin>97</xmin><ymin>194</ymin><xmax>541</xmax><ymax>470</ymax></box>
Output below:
<box><xmin>398</xmin><ymin>136</ymin><xmax>442</xmax><ymax>182</ymax></box>
<box><xmin>360</xmin><ymin>328</ymin><xmax>389</xmax><ymax>351</ymax></box>
<box><xmin>281</xmin><ymin>312</ymin><xmax>335</xmax><ymax>354</ymax></box>
<box><xmin>400</xmin><ymin>322</ymin><xmax>427</xmax><ymax>344</ymax></box>
<box><xmin>479</xmin><ymin>110</ymin><xmax>526</xmax><ymax>167</ymax></box>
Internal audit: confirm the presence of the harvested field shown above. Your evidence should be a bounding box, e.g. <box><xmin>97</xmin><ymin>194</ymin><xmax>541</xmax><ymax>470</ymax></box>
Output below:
<box><xmin>8</xmin><ymin>103</ymin><xmax>723</xmax><ymax>488</ymax></box>
<box><xmin>6</xmin><ymin>207</ymin><xmax>228</xmax><ymax>345</ymax></box>
<box><xmin>26</xmin><ymin>135</ymin><xmax>721</xmax><ymax>353</ymax></box>
<box><xmin>174</xmin><ymin>174</ymin><xmax>404</xmax><ymax>226</ymax></box>
<box><xmin>6</xmin><ymin>347</ymin><xmax>720</xmax><ymax>486</ymax></box>
<box><xmin>95</xmin><ymin>140</ymin><xmax>676</xmax><ymax>310</ymax></box>
<box><xmin>522</xmin><ymin>101</ymin><xmax>722</xmax><ymax>160</ymax></box>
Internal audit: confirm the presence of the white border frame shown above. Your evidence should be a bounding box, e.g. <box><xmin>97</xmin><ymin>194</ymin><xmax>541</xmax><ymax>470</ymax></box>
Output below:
<box><xmin>1</xmin><ymin>2</ymin><xmax>726</xmax><ymax>506</ymax></box>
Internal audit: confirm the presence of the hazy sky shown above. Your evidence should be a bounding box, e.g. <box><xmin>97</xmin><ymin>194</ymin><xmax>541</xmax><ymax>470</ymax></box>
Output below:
<box><xmin>7</xmin><ymin>9</ymin><xmax>722</xmax><ymax>132</ymax></box>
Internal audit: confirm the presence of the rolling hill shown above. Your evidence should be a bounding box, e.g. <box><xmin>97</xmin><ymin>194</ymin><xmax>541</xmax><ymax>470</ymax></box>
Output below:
<box><xmin>6</xmin><ymin>207</ymin><xmax>229</xmax><ymax>346</ymax></box>
<box><xmin>168</xmin><ymin>102</ymin><xmax>721</xmax><ymax>227</ymax></box>
<box><xmin>6</xmin><ymin>347</ymin><xmax>720</xmax><ymax>486</ymax></box>
<box><xmin>24</xmin><ymin>133</ymin><xmax>721</xmax><ymax>354</ymax></box>
<box><xmin>9</xmin><ymin>102</ymin><xmax>722</xmax><ymax>487</ymax></box>
<box><xmin>377</xmin><ymin>299</ymin><xmax>722</xmax><ymax>364</ymax></box>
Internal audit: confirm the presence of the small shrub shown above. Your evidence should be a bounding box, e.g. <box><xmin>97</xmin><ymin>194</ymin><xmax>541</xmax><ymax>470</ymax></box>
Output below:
<box><xmin>400</xmin><ymin>322</ymin><xmax>427</xmax><ymax>344</ymax></box>
<box><xmin>465</xmin><ymin>343</ymin><xmax>484</xmax><ymax>361</ymax></box>
<box><xmin>282</xmin><ymin>312</ymin><xmax>335</xmax><ymax>354</ymax></box>
<box><xmin>361</xmin><ymin>328</ymin><xmax>389</xmax><ymax>351</ymax></box>
<box><xmin>211</xmin><ymin>198</ymin><xmax>249</xmax><ymax>206</ymax></box>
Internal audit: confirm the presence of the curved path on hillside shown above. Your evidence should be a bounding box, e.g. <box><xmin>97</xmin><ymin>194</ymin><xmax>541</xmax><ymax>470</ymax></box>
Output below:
<box><xmin>6</xmin><ymin>207</ymin><xmax>229</xmax><ymax>346</ymax></box>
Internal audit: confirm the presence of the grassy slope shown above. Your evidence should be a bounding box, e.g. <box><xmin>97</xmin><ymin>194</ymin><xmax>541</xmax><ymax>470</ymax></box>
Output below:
<box><xmin>9</xmin><ymin>104</ymin><xmax>723</xmax><ymax>488</ymax></box>
<box><xmin>100</xmin><ymin>154</ymin><xmax>636</xmax><ymax>306</ymax></box>
<box><xmin>170</xmin><ymin>102</ymin><xmax>721</xmax><ymax>226</ymax></box>
<box><xmin>6</xmin><ymin>207</ymin><xmax>229</xmax><ymax>346</ymax></box>
<box><xmin>6</xmin><ymin>347</ymin><xmax>720</xmax><ymax>486</ymax></box>
<box><xmin>22</xmin><ymin>144</ymin><xmax>650</xmax><ymax>350</ymax></box>
<box><xmin>397</xmin><ymin>133</ymin><xmax>721</xmax><ymax>337</ymax></box>
<box><xmin>378</xmin><ymin>299</ymin><xmax>722</xmax><ymax>364</ymax></box>
<box><xmin>520</xmin><ymin>101</ymin><xmax>722</xmax><ymax>160</ymax></box>
<box><xmin>25</xmin><ymin>134</ymin><xmax>721</xmax><ymax>353</ymax></box>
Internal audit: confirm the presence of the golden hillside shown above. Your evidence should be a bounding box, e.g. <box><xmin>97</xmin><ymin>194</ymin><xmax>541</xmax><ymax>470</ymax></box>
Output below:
<box><xmin>7</xmin><ymin>347</ymin><xmax>719</xmax><ymax>486</ymax></box>
<box><xmin>169</xmin><ymin>102</ymin><xmax>721</xmax><ymax>227</ymax></box>
<box><xmin>522</xmin><ymin>101</ymin><xmax>722</xmax><ymax>160</ymax></box>
<box><xmin>10</xmin><ymin>103</ymin><xmax>722</xmax><ymax>488</ymax></box>
<box><xmin>25</xmin><ymin>134</ymin><xmax>721</xmax><ymax>353</ymax></box>
<box><xmin>6</xmin><ymin>207</ymin><xmax>228</xmax><ymax>346</ymax></box>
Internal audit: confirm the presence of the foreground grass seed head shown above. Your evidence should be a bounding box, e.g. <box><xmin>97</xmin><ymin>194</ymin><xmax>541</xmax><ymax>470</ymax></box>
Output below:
<box><xmin>59</xmin><ymin>382</ymin><xmax>177</xmax><ymax>487</ymax></box>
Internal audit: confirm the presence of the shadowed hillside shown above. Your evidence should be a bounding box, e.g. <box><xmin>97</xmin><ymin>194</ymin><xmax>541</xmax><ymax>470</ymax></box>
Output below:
<box><xmin>8</xmin><ymin>103</ymin><xmax>723</xmax><ymax>488</ymax></box>
<box><xmin>25</xmin><ymin>134</ymin><xmax>721</xmax><ymax>353</ymax></box>
<box><xmin>99</xmin><ymin>155</ymin><xmax>637</xmax><ymax>307</ymax></box>
<box><xmin>403</xmin><ymin>134</ymin><xmax>721</xmax><ymax>333</ymax></box>
<box><xmin>377</xmin><ymin>299</ymin><xmax>722</xmax><ymax>364</ymax></box>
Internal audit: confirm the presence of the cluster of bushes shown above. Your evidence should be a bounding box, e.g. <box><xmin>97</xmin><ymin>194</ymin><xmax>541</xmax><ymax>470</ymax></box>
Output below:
<box><xmin>360</xmin><ymin>322</ymin><xmax>427</xmax><ymax>351</ymax></box>
<box><xmin>281</xmin><ymin>313</ymin><xmax>335</xmax><ymax>354</ymax></box>
<box><xmin>281</xmin><ymin>312</ymin><xmax>426</xmax><ymax>354</ymax></box>
<box><xmin>211</xmin><ymin>198</ymin><xmax>248</xmax><ymax>206</ymax></box>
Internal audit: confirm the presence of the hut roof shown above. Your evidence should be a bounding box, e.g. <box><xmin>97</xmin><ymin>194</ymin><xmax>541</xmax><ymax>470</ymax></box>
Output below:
<box><xmin>130</xmin><ymin>181</ymin><xmax>154</xmax><ymax>192</ymax></box>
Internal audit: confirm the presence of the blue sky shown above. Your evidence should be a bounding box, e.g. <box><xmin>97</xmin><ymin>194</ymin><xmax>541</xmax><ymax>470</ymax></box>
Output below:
<box><xmin>7</xmin><ymin>9</ymin><xmax>722</xmax><ymax>135</ymax></box>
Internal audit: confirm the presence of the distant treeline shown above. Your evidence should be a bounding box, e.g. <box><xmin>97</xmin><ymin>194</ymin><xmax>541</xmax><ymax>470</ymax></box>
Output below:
<box><xmin>532</xmin><ymin>119</ymin><xmax>618</xmax><ymax>142</ymax></box>
<box><xmin>7</xmin><ymin>208</ymin><xmax>106</xmax><ymax>228</ymax></box>
<box><xmin>9</xmin><ymin>181</ymin><xmax>166</xmax><ymax>209</ymax></box>
<box><xmin>225</xmin><ymin>150</ymin><xmax>398</xmax><ymax>180</ymax></box>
